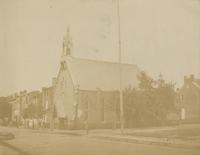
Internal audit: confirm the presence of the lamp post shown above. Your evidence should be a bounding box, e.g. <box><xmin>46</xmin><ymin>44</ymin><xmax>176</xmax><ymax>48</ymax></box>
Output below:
<box><xmin>116</xmin><ymin>0</ymin><xmax>124</xmax><ymax>133</ymax></box>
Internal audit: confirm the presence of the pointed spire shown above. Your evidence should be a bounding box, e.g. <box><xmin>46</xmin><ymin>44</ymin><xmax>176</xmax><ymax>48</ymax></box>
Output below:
<box><xmin>62</xmin><ymin>26</ymin><xmax>73</xmax><ymax>56</ymax></box>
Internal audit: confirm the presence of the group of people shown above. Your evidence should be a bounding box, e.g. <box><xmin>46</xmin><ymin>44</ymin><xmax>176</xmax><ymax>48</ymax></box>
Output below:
<box><xmin>11</xmin><ymin>117</ymin><xmax>50</xmax><ymax>129</ymax></box>
<box><xmin>23</xmin><ymin>119</ymin><xmax>50</xmax><ymax>129</ymax></box>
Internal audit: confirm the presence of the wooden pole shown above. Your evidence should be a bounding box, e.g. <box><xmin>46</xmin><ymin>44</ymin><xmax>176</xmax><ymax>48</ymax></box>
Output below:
<box><xmin>50</xmin><ymin>87</ymin><xmax>55</xmax><ymax>131</ymax></box>
<box><xmin>117</xmin><ymin>0</ymin><xmax>124</xmax><ymax>133</ymax></box>
<box><xmin>85</xmin><ymin>96</ymin><xmax>89</xmax><ymax>134</ymax></box>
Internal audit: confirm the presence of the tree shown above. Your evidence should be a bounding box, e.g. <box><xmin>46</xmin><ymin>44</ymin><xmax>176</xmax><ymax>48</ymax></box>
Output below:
<box><xmin>123</xmin><ymin>72</ymin><xmax>176</xmax><ymax>127</ymax></box>
<box><xmin>154</xmin><ymin>81</ymin><xmax>176</xmax><ymax>122</ymax></box>
<box><xmin>0</xmin><ymin>98</ymin><xmax>11</xmax><ymax>119</ymax></box>
<box><xmin>23</xmin><ymin>103</ymin><xmax>43</xmax><ymax>119</ymax></box>
<box><xmin>137</xmin><ymin>71</ymin><xmax>155</xmax><ymax>90</ymax></box>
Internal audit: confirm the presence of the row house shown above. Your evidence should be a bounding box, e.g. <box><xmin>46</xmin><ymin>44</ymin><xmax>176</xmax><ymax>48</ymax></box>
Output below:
<box><xmin>41</xmin><ymin>86</ymin><xmax>54</xmax><ymax>127</ymax></box>
<box><xmin>10</xmin><ymin>93</ymin><xmax>21</xmax><ymax>123</ymax></box>
<box><xmin>25</xmin><ymin>91</ymin><xmax>42</xmax><ymax>119</ymax></box>
<box><xmin>19</xmin><ymin>91</ymin><xmax>28</xmax><ymax>118</ymax></box>
<box><xmin>179</xmin><ymin>74</ymin><xmax>200</xmax><ymax>122</ymax></box>
<box><xmin>8</xmin><ymin>89</ymin><xmax>53</xmax><ymax>127</ymax></box>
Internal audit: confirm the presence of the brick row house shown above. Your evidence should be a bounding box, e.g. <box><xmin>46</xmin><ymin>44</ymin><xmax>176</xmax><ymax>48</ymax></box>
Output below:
<box><xmin>10</xmin><ymin>94</ymin><xmax>21</xmax><ymax>125</ymax></box>
<box><xmin>7</xmin><ymin>88</ymin><xmax>54</xmax><ymax>128</ymax></box>
<box><xmin>41</xmin><ymin>86</ymin><xmax>54</xmax><ymax>128</ymax></box>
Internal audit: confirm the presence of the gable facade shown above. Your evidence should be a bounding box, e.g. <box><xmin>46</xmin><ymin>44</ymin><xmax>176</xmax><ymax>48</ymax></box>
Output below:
<box><xmin>179</xmin><ymin>75</ymin><xmax>200</xmax><ymax>122</ymax></box>
<box><xmin>53</xmin><ymin>55</ymin><xmax>141</xmax><ymax>129</ymax></box>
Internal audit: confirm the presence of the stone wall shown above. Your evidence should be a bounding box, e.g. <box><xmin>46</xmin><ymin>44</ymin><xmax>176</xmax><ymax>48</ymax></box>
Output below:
<box><xmin>77</xmin><ymin>90</ymin><xmax>120</xmax><ymax>128</ymax></box>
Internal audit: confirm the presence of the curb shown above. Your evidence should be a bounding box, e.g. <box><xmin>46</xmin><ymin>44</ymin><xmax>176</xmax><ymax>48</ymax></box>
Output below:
<box><xmin>54</xmin><ymin>131</ymin><xmax>84</xmax><ymax>136</ymax></box>
<box><xmin>29</xmin><ymin>129</ymin><xmax>200</xmax><ymax>150</ymax></box>
<box><xmin>90</xmin><ymin>135</ymin><xmax>200</xmax><ymax>150</ymax></box>
<box><xmin>31</xmin><ymin>130</ymin><xmax>85</xmax><ymax>137</ymax></box>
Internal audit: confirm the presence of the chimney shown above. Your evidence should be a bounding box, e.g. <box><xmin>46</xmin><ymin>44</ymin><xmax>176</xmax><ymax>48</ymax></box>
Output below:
<box><xmin>20</xmin><ymin>90</ymin><xmax>27</xmax><ymax>96</ymax></box>
<box><xmin>14</xmin><ymin>93</ymin><xmax>18</xmax><ymax>98</ymax></box>
<box><xmin>184</xmin><ymin>76</ymin><xmax>188</xmax><ymax>84</ymax></box>
<box><xmin>42</xmin><ymin>87</ymin><xmax>46</xmax><ymax>90</ymax></box>
<box><xmin>190</xmin><ymin>74</ymin><xmax>194</xmax><ymax>81</ymax></box>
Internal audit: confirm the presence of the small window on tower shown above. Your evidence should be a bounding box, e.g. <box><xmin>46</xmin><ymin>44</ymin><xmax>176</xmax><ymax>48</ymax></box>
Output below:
<box><xmin>181</xmin><ymin>94</ymin><xmax>184</xmax><ymax>101</ymax></box>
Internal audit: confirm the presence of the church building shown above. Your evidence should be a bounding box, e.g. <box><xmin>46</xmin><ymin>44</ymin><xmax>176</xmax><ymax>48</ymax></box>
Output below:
<box><xmin>53</xmin><ymin>28</ymin><xmax>141</xmax><ymax>129</ymax></box>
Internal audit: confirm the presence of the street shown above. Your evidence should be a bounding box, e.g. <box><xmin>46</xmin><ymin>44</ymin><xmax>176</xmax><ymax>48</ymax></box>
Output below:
<box><xmin>0</xmin><ymin>127</ymin><xmax>199</xmax><ymax>155</ymax></box>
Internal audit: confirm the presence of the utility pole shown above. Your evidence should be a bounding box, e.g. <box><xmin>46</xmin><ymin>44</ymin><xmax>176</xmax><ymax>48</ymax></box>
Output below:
<box><xmin>116</xmin><ymin>0</ymin><xmax>124</xmax><ymax>133</ymax></box>
<box><xmin>50</xmin><ymin>78</ymin><xmax>57</xmax><ymax>131</ymax></box>
<box><xmin>50</xmin><ymin>87</ymin><xmax>54</xmax><ymax>131</ymax></box>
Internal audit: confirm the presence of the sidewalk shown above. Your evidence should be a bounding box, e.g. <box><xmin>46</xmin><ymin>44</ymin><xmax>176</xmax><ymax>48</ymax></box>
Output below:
<box><xmin>51</xmin><ymin>124</ymin><xmax>200</xmax><ymax>150</ymax></box>
<box><xmin>89</xmin><ymin>132</ymin><xmax>200</xmax><ymax>150</ymax></box>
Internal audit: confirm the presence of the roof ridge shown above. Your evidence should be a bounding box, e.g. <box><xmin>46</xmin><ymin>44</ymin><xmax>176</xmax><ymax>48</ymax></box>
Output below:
<box><xmin>68</xmin><ymin>56</ymin><xmax>137</xmax><ymax>66</ymax></box>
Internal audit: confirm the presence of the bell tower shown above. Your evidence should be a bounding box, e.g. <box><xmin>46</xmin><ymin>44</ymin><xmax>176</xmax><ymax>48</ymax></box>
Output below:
<box><xmin>60</xmin><ymin>27</ymin><xmax>73</xmax><ymax>69</ymax></box>
<box><xmin>62</xmin><ymin>27</ymin><xmax>73</xmax><ymax>56</ymax></box>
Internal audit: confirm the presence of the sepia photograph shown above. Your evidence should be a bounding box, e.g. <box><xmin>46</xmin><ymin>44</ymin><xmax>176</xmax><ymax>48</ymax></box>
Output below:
<box><xmin>0</xmin><ymin>0</ymin><xmax>200</xmax><ymax>154</ymax></box>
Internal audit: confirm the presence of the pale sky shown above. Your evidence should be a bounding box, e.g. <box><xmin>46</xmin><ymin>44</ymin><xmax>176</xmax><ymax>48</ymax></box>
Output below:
<box><xmin>0</xmin><ymin>0</ymin><xmax>200</xmax><ymax>96</ymax></box>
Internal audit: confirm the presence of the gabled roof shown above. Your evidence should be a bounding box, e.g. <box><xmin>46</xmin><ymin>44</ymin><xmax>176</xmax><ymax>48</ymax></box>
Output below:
<box><xmin>64</xmin><ymin>56</ymin><xmax>141</xmax><ymax>91</ymax></box>
<box><xmin>193</xmin><ymin>79</ymin><xmax>200</xmax><ymax>89</ymax></box>
<box><xmin>181</xmin><ymin>76</ymin><xmax>200</xmax><ymax>91</ymax></box>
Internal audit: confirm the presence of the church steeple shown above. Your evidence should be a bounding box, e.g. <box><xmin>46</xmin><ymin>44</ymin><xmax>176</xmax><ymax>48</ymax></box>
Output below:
<box><xmin>62</xmin><ymin>27</ymin><xmax>73</xmax><ymax>56</ymax></box>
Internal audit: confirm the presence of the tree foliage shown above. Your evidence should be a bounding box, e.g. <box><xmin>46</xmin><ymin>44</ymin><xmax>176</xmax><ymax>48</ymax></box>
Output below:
<box><xmin>23</xmin><ymin>103</ymin><xmax>43</xmax><ymax>119</ymax></box>
<box><xmin>0</xmin><ymin>101</ymin><xmax>11</xmax><ymax>119</ymax></box>
<box><xmin>124</xmin><ymin>72</ymin><xmax>176</xmax><ymax>127</ymax></box>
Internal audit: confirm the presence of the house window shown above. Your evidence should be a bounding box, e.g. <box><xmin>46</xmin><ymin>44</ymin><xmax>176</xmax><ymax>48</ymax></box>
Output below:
<box><xmin>61</xmin><ymin>62</ymin><xmax>66</xmax><ymax>70</ymax></box>
<box><xmin>181</xmin><ymin>108</ymin><xmax>186</xmax><ymax>120</ymax></box>
<box><xmin>45</xmin><ymin>101</ymin><xmax>49</xmax><ymax>110</ymax></box>
<box><xmin>101</xmin><ymin>98</ymin><xmax>105</xmax><ymax>122</ymax></box>
<box><xmin>180</xmin><ymin>94</ymin><xmax>184</xmax><ymax>101</ymax></box>
<box><xmin>60</xmin><ymin>77</ymin><xmax>65</xmax><ymax>89</ymax></box>
<box><xmin>65</xmin><ymin>80</ymin><xmax>67</xmax><ymax>88</ymax></box>
<box><xmin>85</xmin><ymin>101</ymin><xmax>89</xmax><ymax>121</ymax></box>
<box><xmin>34</xmin><ymin>96</ymin><xmax>37</xmax><ymax>104</ymax></box>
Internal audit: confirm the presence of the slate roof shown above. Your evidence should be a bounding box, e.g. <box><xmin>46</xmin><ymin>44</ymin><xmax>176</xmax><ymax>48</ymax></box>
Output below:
<box><xmin>65</xmin><ymin>56</ymin><xmax>141</xmax><ymax>91</ymax></box>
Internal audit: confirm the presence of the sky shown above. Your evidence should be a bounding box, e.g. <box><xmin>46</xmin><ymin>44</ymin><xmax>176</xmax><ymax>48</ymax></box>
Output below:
<box><xmin>0</xmin><ymin>0</ymin><xmax>200</xmax><ymax>96</ymax></box>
